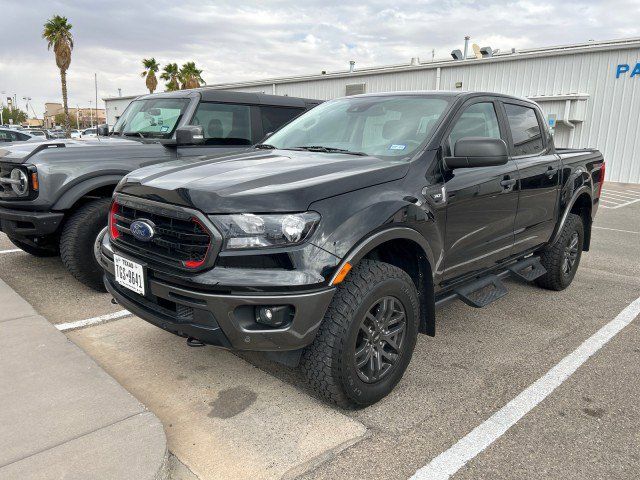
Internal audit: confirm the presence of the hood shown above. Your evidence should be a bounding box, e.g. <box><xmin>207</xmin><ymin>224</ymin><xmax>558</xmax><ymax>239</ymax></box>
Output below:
<box><xmin>119</xmin><ymin>149</ymin><xmax>410</xmax><ymax>213</ymax></box>
<box><xmin>0</xmin><ymin>137</ymin><xmax>166</xmax><ymax>165</ymax></box>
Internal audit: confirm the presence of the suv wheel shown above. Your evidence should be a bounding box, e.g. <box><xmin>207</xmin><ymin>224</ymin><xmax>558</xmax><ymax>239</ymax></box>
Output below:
<box><xmin>60</xmin><ymin>198</ymin><xmax>111</xmax><ymax>291</ymax></box>
<box><xmin>535</xmin><ymin>213</ymin><xmax>584</xmax><ymax>291</ymax></box>
<box><xmin>301</xmin><ymin>259</ymin><xmax>419</xmax><ymax>407</ymax></box>
<box><xmin>8</xmin><ymin>236</ymin><xmax>59</xmax><ymax>257</ymax></box>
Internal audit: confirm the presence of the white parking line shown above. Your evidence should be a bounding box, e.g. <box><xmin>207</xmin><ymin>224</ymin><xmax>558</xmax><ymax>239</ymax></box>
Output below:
<box><xmin>0</xmin><ymin>248</ymin><xmax>22</xmax><ymax>254</ymax></box>
<box><xmin>601</xmin><ymin>198</ymin><xmax>640</xmax><ymax>210</ymax></box>
<box><xmin>56</xmin><ymin>310</ymin><xmax>132</xmax><ymax>332</ymax></box>
<box><xmin>593</xmin><ymin>226</ymin><xmax>640</xmax><ymax>235</ymax></box>
<box><xmin>410</xmin><ymin>296</ymin><xmax>640</xmax><ymax>480</ymax></box>
<box><xmin>602</xmin><ymin>191</ymin><xmax>640</xmax><ymax>199</ymax></box>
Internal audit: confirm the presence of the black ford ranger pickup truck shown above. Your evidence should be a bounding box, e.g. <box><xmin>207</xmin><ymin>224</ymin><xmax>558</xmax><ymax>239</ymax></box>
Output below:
<box><xmin>98</xmin><ymin>91</ymin><xmax>604</xmax><ymax>407</ymax></box>
<box><xmin>0</xmin><ymin>89</ymin><xmax>319</xmax><ymax>290</ymax></box>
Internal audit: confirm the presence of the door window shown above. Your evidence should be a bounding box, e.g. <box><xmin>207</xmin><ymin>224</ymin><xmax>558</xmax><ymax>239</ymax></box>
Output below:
<box><xmin>190</xmin><ymin>103</ymin><xmax>252</xmax><ymax>145</ymax></box>
<box><xmin>448</xmin><ymin>102</ymin><xmax>501</xmax><ymax>154</ymax></box>
<box><xmin>260</xmin><ymin>106</ymin><xmax>304</xmax><ymax>134</ymax></box>
<box><xmin>504</xmin><ymin>104</ymin><xmax>544</xmax><ymax>156</ymax></box>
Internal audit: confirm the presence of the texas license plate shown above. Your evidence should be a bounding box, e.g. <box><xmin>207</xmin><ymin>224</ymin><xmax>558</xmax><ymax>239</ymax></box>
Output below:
<box><xmin>113</xmin><ymin>254</ymin><xmax>145</xmax><ymax>296</ymax></box>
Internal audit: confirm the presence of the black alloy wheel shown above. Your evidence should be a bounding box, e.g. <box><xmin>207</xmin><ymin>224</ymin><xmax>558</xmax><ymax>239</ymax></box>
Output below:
<box><xmin>562</xmin><ymin>232</ymin><xmax>580</xmax><ymax>276</ymax></box>
<box><xmin>354</xmin><ymin>296</ymin><xmax>407</xmax><ymax>383</ymax></box>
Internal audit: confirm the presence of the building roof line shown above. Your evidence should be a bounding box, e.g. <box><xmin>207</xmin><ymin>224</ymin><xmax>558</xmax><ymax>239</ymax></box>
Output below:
<box><xmin>201</xmin><ymin>37</ymin><xmax>640</xmax><ymax>90</ymax></box>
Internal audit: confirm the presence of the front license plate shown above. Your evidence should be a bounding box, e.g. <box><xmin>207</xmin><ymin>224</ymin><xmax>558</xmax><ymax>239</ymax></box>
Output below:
<box><xmin>113</xmin><ymin>254</ymin><xmax>145</xmax><ymax>296</ymax></box>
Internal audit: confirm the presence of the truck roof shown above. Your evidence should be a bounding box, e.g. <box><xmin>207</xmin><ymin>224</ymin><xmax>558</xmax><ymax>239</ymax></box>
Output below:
<box><xmin>134</xmin><ymin>89</ymin><xmax>322</xmax><ymax>108</ymax></box>
<box><xmin>350</xmin><ymin>90</ymin><xmax>538</xmax><ymax>105</ymax></box>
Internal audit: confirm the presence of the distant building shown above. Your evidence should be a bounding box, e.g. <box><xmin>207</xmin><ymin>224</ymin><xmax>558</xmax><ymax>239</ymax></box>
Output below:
<box><xmin>102</xmin><ymin>95</ymin><xmax>139</xmax><ymax>127</ymax></box>
<box><xmin>43</xmin><ymin>102</ymin><xmax>106</xmax><ymax>129</ymax></box>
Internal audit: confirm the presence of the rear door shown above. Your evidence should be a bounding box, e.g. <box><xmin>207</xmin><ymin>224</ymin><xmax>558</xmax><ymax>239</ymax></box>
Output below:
<box><xmin>500</xmin><ymin>101</ymin><xmax>560</xmax><ymax>251</ymax></box>
<box><xmin>441</xmin><ymin>97</ymin><xmax>519</xmax><ymax>281</ymax></box>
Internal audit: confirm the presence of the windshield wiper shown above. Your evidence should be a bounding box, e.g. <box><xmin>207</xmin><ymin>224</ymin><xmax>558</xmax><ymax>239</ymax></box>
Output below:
<box><xmin>123</xmin><ymin>132</ymin><xmax>145</xmax><ymax>139</ymax></box>
<box><xmin>294</xmin><ymin>146</ymin><xmax>368</xmax><ymax>156</ymax></box>
<box><xmin>254</xmin><ymin>143</ymin><xmax>275</xmax><ymax>149</ymax></box>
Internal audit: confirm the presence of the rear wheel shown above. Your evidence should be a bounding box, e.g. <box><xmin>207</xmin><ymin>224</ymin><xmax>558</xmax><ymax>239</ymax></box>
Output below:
<box><xmin>301</xmin><ymin>259</ymin><xmax>419</xmax><ymax>407</ymax></box>
<box><xmin>535</xmin><ymin>213</ymin><xmax>584</xmax><ymax>291</ymax></box>
<box><xmin>8</xmin><ymin>236</ymin><xmax>59</xmax><ymax>257</ymax></box>
<box><xmin>60</xmin><ymin>198</ymin><xmax>111</xmax><ymax>291</ymax></box>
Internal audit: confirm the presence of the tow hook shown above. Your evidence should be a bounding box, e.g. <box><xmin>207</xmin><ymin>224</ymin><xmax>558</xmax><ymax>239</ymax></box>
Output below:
<box><xmin>187</xmin><ymin>337</ymin><xmax>206</xmax><ymax>347</ymax></box>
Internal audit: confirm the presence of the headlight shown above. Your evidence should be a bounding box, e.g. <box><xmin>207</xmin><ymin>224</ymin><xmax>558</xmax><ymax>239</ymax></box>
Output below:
<box><xmin>10</xmin><ymin>168</ymin><xmax>29</xmax><ymax>196</ymax></box>
<box><xmin>210</xmin><ymin>212</ymin><xmax>320</xmax><ymax>250</ymax></box>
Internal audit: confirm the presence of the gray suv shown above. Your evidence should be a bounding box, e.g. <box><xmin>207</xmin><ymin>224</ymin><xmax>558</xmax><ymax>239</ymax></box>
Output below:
<box><xmin>0</xmin><ymin>89</ymin><xmax>320</xmax><ymax>290</ymax></box>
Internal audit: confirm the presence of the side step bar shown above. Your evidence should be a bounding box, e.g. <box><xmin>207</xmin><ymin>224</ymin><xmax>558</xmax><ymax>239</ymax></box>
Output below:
<box><xmin>436</xmin><ymin>256</ymin><xmax>547</xmax><ymax>309</ymax></box>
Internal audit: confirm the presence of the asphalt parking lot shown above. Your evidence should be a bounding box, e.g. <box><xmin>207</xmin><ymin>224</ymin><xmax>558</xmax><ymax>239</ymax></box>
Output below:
<box><xmin>1</xmin><ymin>182</ymin><xmax>639</xmax><ymax>480</ymax></box>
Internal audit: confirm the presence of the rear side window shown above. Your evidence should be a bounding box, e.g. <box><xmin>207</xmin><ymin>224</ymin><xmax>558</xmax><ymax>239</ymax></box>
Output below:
<box><xmin>260</xmin><ymin>106</ymin><xmax>304</xmax><ymax>134</ymax></box>
<box><xmin>190</xmin><ymin>102</ymin><xmax>252</xmax><ymax>145</ymax></box>
<box><xmin>504</xmin><ymin>104</ymin><xmax>544</xmax><ymax>156</ymax></box>
<box><xmin>448</xmin><ymin>102</ymin><xmax>501</xmax><ymax>154</ymax></box>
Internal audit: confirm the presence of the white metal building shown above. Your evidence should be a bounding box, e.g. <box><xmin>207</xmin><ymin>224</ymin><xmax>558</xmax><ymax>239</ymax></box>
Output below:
<box><xmin>104</xmin><ymin>37</ymin><xmax>640</xmax><ymax>182</ymax></box>
<box><xmin>103</xmin><ymin>94</ymin><xmax>139</xmax><ymax>128</ymax></box>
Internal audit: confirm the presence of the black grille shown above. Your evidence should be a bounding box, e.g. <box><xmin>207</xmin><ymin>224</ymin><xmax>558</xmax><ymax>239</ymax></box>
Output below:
<box><xmin>112</xmin><ymin>202</ymin><xmax>212</xmax><ymax>270</ymax></box>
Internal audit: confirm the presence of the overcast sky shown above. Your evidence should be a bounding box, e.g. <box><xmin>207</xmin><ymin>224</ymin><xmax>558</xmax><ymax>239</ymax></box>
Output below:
<box><xmin>1</xmin><ymin>0</ymin><xmax>638</xmax><ymax>117</ymax></box>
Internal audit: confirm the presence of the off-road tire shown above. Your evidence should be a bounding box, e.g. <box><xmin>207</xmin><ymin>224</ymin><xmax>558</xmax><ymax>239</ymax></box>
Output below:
<box><xmin>535</xmin><ymin>213</ymin><xmax>584</xmax><ymax>291</ymax></box>
<box><xmin>300</xmin><ymin>259</ymin><xmax>419</xmax><ymax>408</ymax></box>
<box><xmin>8</xmin><ymin>236</ymin><xmax>59</xmax><ymax>257</ymax></box>
<box><xmin>60</xmin><ymin>198</ymin><xmax>111</xmax><ymax>291</ymax></box>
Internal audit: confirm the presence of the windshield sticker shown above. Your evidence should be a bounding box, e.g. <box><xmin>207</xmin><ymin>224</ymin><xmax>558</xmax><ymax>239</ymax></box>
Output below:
<box><xmin>160</xmin><ymin>126</ymin><xmax>169</xmax><ymax>132</ymax></box>
<box><xmin>389</xmin><ymin>144</ymin><xmax>406</xmax><ymax>150</ymax></box>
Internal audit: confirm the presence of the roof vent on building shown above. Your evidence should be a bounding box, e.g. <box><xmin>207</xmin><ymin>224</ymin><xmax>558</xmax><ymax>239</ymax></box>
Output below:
<box><xmin>349</xmin><ymin>60</ymin><xmax>356</xmax><ymax>73</ymax></box>
<box><xmin>321</xmin><ymin>70</ymin><xmax>326</xmax><ymax>75</ymax></box>
<box><xmin>480</xmin><ymin>46</ymin><xmax>494</xmax><ymax>58</ymax></box>
<box><xmin>511</xmin><ymin>48</ymin><xmax>517</xmax><ymax>54</ymax></box>
<box><xmin>410</xmin><ymin>57</ymin><xmax>420</xmax><ymax>66</ymax></box>
<box><xmin>451</xmin><ymin>49</ymin><xmax>464</xmax><ymax>60</ymax></box>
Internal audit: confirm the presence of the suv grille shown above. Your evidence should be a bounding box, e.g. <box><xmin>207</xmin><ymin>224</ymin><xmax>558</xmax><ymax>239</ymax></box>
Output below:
<box><xmin>111</xmin><ymin>201</ymin><xmax>212</xmax><ymax>270</ymax></box>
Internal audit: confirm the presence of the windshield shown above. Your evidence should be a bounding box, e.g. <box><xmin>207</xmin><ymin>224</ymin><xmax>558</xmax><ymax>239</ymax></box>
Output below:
<box><xmin>265</xmin><ymin>95</ymin><xmax>451</xmax><ymax>158</ymax></box>
<box><xmin>112</xmin><ymin>98</ymin><xmax>190</xmax><ymax>139</ymax></box>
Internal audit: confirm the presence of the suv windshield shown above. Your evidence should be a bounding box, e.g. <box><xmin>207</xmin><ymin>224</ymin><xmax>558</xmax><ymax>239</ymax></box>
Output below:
<box><xmin>112</xmin><ymin>98</ymin><xmax>190</xmax><ymax>139</ymax></box>
<box><xmin>265</xmin><ymin>95</ymin><xmax>451</xmax><ymax>159</ymax></box>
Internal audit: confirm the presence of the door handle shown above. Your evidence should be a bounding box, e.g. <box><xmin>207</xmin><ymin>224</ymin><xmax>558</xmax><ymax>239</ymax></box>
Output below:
<box><xmin>500</xmin><ymin>178</ymin><xmax>517</xmax><ymax>188</ymax></box>
<box><xmin>546</xmin><ymin>166</ymin><xmax>559</xmax><ymax>178</ymax></box>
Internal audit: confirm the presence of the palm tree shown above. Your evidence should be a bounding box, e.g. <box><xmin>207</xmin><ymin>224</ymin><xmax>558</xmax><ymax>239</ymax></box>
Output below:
<box><xmin>141</xmin><ymin>58</ymin><xmax>160</xmax><ymax>93</ymax></box>
<box><xmin>179</xmin><ymin>62</ymin><xmax>205</xmax><ymax>90</ymax></box>
<box><xmin>160</xmin><ymin>63</ymin><xmax>180</xmax><ymax>91</ymax></box>
<box><xmin>42</xmin><ymin>15</ymin><xmax>73</xmax><ymax>137</ymax></box>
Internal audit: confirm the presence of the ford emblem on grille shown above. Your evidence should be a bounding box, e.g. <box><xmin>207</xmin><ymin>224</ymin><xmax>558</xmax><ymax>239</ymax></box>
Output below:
<box><xmin>130</xmin><ymin>220</ymin><xmax>155</xmax><ymax>242</ymax></box>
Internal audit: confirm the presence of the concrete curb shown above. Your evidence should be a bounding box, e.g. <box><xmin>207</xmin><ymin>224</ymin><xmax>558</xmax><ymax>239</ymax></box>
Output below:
<box><xmin>0</xmin><ymin>278</ymin><xmax>168</xmax><ymax>480</ymax></box>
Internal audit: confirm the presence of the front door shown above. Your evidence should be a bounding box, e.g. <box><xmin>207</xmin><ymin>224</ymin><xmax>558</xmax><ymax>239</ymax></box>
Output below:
<box><xmin>441</xmin><ymin>99</ymin><xmax>519</xmax><ymax>281</ymax></box>
<box><xmin>501</xmin><ymin>101</ymin><xmax>560</xmax><ymax>251</ymax></box>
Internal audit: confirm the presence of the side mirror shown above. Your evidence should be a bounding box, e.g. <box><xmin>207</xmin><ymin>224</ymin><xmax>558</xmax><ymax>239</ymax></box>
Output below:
<box><xmin>97</xmin><ymin>124</ymin><xmax>109</xmax><ymax>136</ymax></box>
<box><xmin>175</xmin><ymin>126</ymin><xmax>205</xmax><ymax>146</ymax></box>
<box><xmin>444</xmin><ymin>137</ymin><xmax>508</xmax><ymax>169</ymax></box>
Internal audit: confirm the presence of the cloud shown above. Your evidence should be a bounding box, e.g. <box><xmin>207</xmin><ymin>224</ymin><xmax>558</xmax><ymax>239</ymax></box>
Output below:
<box><xmin>0</xmin><ymin>0</ymin><xmax>638</xmax><ymax>117</ymax></box>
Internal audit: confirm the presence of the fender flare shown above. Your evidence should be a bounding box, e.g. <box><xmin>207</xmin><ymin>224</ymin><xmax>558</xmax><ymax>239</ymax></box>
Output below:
<box><xmin>52</xmin><ymin>175</ymin><xmax>123</xmax><ymax>210</ymax></box>
<box><xmin>549</xmin><ymin>184</ymin><xmax>592</xmax><ymax>246</ymax></box>
<box><xmin>329</xmin><ymin>226</ymin><xmax>436</xmax><ymax>284</ymax></box>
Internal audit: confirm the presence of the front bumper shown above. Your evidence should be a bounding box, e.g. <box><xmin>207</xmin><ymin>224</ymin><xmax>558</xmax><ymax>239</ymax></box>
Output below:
<box><xmin>0</xmin><ymin>206</ymin><xmax>64</xmax><ymax>237</ymax></box>
<box><xmin>99</xmin><ymin>239</ymin><xmax>336</xmax><ymax>352</ymax></box>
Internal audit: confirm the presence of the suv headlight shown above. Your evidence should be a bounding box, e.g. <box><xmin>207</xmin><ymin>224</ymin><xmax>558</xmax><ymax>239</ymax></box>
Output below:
<box><xmin>210</xmin><ymin>212</ymin><xmax>320</xmax><ymax>250</ymax></box>
<box><xmin>10</xmin><ymin>168</ymin><xmax>29</xmax><ymax>195</ymax></box>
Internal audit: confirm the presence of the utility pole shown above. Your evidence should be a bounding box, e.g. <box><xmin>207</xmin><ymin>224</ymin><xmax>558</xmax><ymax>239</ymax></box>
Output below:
<box><xmin>76</xmin><ymin>104</ymin><xmax>80</xmax><ymax>129</ymax></box>
<box><xmin>94</xmin><ymin>73</ymin><xmax>99</xmax><ymax>126</ymax></box>
<box><xmin>89</xmin><ymin>100</ymin><xmax>93</xmax><ymax>127</ymax></box>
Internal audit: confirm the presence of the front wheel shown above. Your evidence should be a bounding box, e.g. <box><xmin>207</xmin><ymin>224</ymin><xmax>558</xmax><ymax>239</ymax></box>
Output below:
<box><xmin>60</xmin><ymin>198</ymin><xmax>111</xmax><ymax>291</ymax></box>
<box><xmin>301</xmin><ymin>259</ymin><xmax>419</xmax><ymax>407</ymax></box>
<box><xmin>535</xmin><ymin>213</ymin><xmax>584</xmax><ymax>291</ymax></box>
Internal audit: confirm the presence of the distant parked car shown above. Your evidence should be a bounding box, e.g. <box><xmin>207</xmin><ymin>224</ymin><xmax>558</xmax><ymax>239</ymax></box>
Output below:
<box><xmin>80</xmin><ymin>127</ymin><xmax>97</xmax><ymax>138</ymax></box>
<box><xmin>47</xmin><ymin>130</ymin><xmax>66</xmax><ymax>139</ymax></box>
<box><xmin>0</xmin><ymin>128</ymin><xmax>41</xmax><ymax>143</ymax></box>
<box><xmin>24</xmin><ymin>129</ymin><xmax>51</xmax><ymax>139</ymax></box>
<box><xmin>70</xmin><ymin>129</ymin><xmax>81</xmax><ymax>139</ymax></box>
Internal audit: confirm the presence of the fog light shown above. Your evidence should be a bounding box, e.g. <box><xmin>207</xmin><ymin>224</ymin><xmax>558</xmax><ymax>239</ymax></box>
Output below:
<box><xmin>255</xmin><ymin>305</ymin><xmax>293</xmax><ymax>328</ymax></box>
